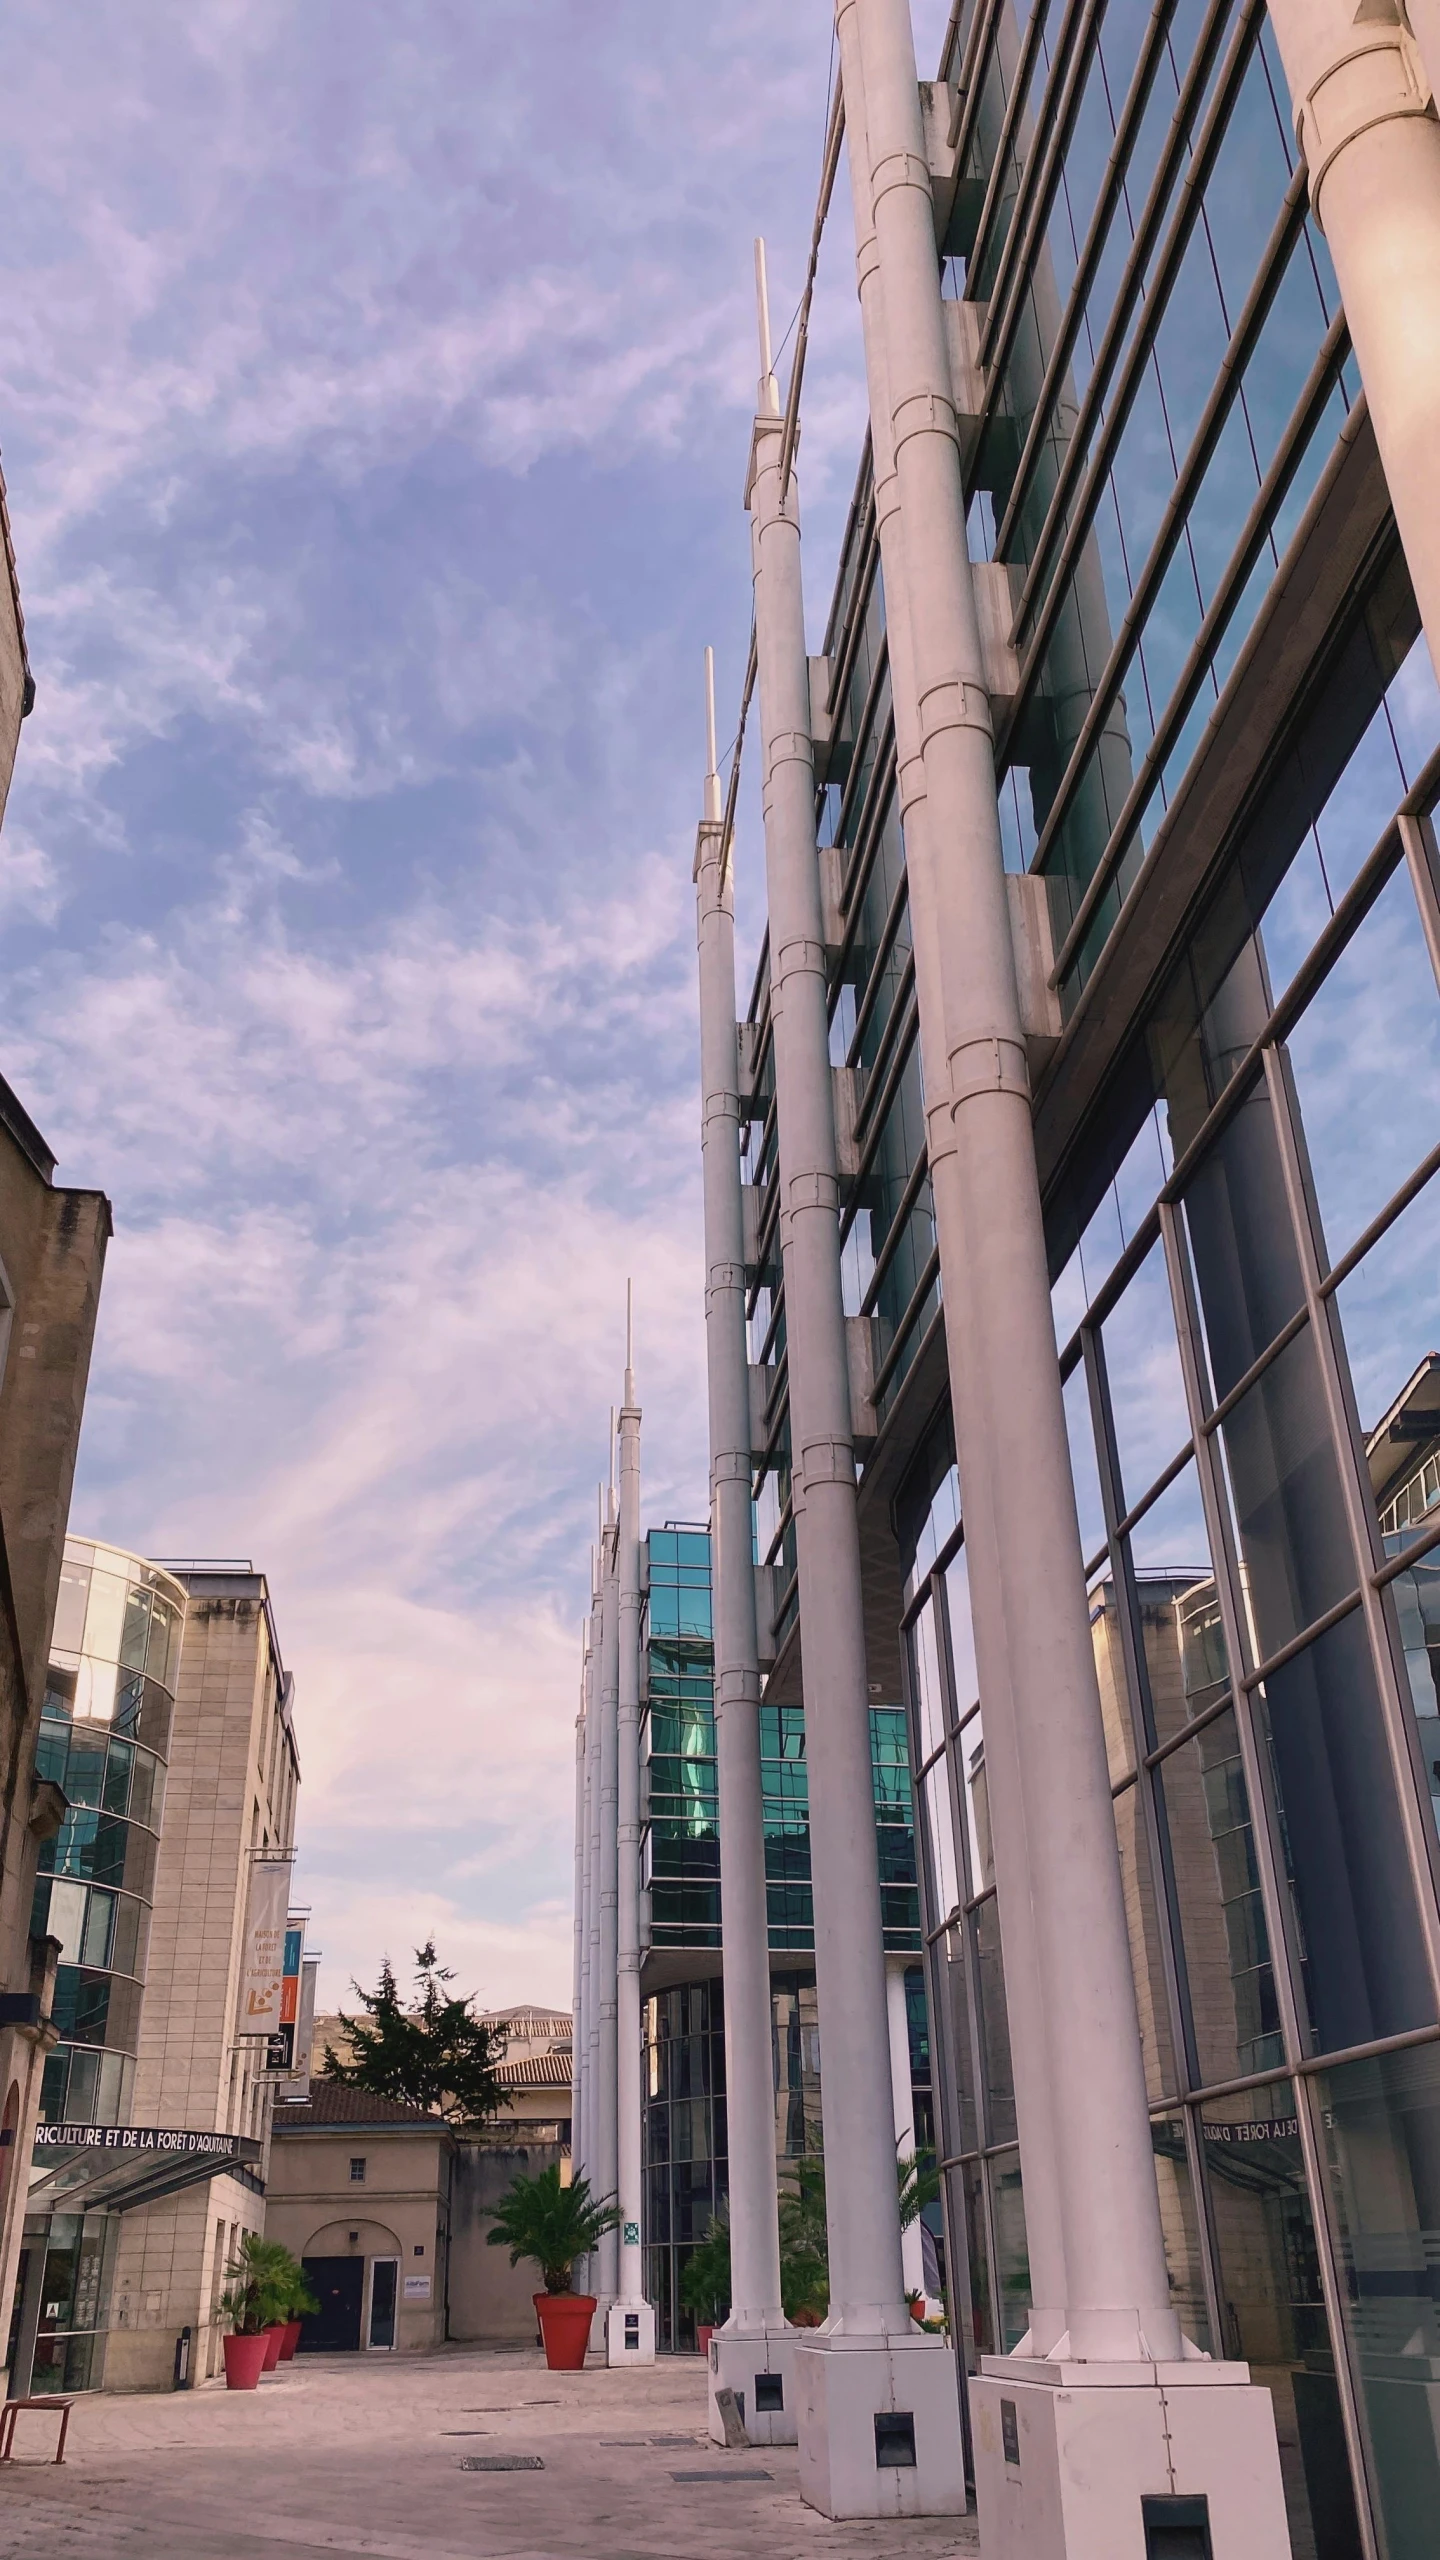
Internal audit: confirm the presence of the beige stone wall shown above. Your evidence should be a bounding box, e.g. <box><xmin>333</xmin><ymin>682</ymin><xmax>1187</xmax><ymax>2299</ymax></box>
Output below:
<box><xmin>104</xmin><ymin>1578</ymin><xmax>299</xmax><ymax>2386</ymax></box>
<box><xmin>264</xmin><ymin>2129</ymin><xmax>448</xmax><ymax>2355</ymax></box>
<box><xmin>448</xmin><ymin>2142</ymin><xmax>562</xmax><ymax>2343</ymax></box>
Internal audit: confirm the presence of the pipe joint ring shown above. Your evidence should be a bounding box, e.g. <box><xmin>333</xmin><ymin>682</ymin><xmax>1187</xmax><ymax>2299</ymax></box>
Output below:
<box><xmin>787</xmin><ymin>1168</ymin><xmax>840</xmax><ymax>1214</ymax></box>
<box><xmin>868</xmin><ymin>148</ymin><xmax>934</xmax><ymax>208</ymax></box>
<box><xmin>1295</xmin><ymin>31</ymin><xmax>1434</xmax><ymax>222</ymax></box>
<box><xmin>798</xmin><ymin>1436</ymin><xmax>857</xmax><ymax>1490</ymax></box>
<box><xmin>710</xmin><ymin>1451</ymin><xmax>751</xmax><ymax>1486</ymax></box>
<box><xmin>774</xmin><ymin>933</ymin><xmax>828</xmax><ymax>979</ymax></box>
<box><xmin>891</xmin><ymin>390</ymin><xmax>960</xmax><ymax>458</ymax></box>
<box><xmin>947</xmin><ymin>1034</ymin><xmax>1031</xmax><ymax>1107</ymax></box>
<box><xmin>765</xmin><ymin>728</ymin><xmax>815</xmax><ymax>777</ymax></box>
<box><xmin>920</xmin><ymin>676</ymin><xmax>993</xmax><ymax>743</ymax></box>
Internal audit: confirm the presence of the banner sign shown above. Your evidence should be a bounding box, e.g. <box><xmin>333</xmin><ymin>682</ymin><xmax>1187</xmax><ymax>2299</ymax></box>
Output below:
<box><xmin>277</xmin><ymin>1956</ymin><xmax>320</xmax><ymax>2100</ymax></box>
<box><xmin>239</xmin><ymin>1861</ymin><xmax>291</xmax><ymax>2035</ymax></box>
<box><xmin>35</xmin><ymin>2124</ymin><xmax>239</xmax><ymax>2158</ymax></box>
<box><xmin>265</xmin><ymin>1925</ymin><xmax>305</xmax><ymax>2072</ymax></box>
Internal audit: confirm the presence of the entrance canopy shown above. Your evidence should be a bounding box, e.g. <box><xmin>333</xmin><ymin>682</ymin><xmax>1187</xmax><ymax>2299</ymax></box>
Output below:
<box><xmin>28</xmin><ymin>2122</ymin><xmax>262</xmax><ymax>2215</ymax></box>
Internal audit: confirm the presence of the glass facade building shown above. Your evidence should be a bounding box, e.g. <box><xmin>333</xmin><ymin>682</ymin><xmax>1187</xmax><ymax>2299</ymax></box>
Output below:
<box><xmin>639</xmin><ymin>1526</ymin><xmax>929</xmax><ymax>2346</ymax></box>
<box><xmin>31</xmin><ymin>1541</ymin><xmax>184</xmax><ymax>2130</ymax></box>
<box><xmin>727</xmin><ymin>3</ymin><xmax>1440</xmax><ymax>2548</ymax></box>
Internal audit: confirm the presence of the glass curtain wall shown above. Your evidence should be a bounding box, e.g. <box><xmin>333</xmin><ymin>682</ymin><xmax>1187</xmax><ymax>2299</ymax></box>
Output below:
<box><xmin>31</xmin><ymin>1542</ymin><xmax>184</xmax><ymax>2127</ymax></box>
<box><xmin>774</xmin><ymin>2</ymin><xmax>1440</xmax><ymax>2549</ymax></box>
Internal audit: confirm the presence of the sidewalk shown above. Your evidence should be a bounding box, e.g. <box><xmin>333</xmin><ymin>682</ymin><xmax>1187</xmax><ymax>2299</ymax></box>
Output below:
<box><xmin>0</xmin><ymin>2343</ymin><xmax>981</xmax><ymax>2560</ymax></box>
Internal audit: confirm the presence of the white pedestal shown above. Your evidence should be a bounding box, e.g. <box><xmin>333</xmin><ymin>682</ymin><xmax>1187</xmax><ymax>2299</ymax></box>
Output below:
<box><xmin>794</xmin><ymin>2328</ymin><xmax>967</xmax><ymax>2517</ymax></box>
<box><xmin>970</xmin><ymin>2360</ymin><xmax>1291</xmax><ymax>2559</ymax></box>
<box><xmin>605</xmin><ymin>2300</ymin><xmax>656</xmax><ymax>2366</ymax></box>
<box><xmin>708</xmin><ymin>2323</ymin><xmax>797</xmax><ymax>2445</ymax></box>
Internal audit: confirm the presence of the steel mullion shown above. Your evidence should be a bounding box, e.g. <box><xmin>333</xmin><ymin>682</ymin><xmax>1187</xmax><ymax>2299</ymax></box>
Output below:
<box><xmin>871</xmin><ymin>1245</ymin><xmax>942</xmax><ymax>1405</ymax></box>
<box><xmin>935</xmin><ymin>1576</ymin><xmax>1003</xmax><ymax>2345</ymax></box>
<box><xmin>966</xmin><ymin>0</ymin><xmax>1059</xmax><ymax>322</ymax></box>
<box><xmin>1083</xmin><ymin>1320</ymin><xmax>1201</xmax><ymax>2092</ymax></box>
<box><xmin>1400</xmin><ymin>809</ymin><xmax>1440</xmax><ymax>996</ymax></box>
<box><xmin>1262</xmin><ymin>1043</ymin><xmax>1440</xmax><ymax>1990</ymax></box>
<box><xmin>839</xmin><ymin>999</ymin><xmax>922</xmax><ymax>1251</ymax></box>
<box><xmin>947</xmin><ymin>0</ymin><xmax>1013</xmax><ymax>222</ymax></box>
<box><xmin>842</xmin><ymin>805</ymin><xmax>908</xmax><ymax>1061</ymax></box>
<box><xmin>1043</xmin><ymin>308</ymin><xmax>1350</xmax><ymax>984</ymax></box>
<box><xmin>1290</xmin><ymin>2069</ymin><xmax>1384</xmax><ymax>2560</ymax></box>
<box><xmin>1177</xmin><ymin>2096</ymin><xmax>1227</xmax><ymax>2358</ymax></box>
<box><xmin>830</xmin><ymin>630</ymin><xmax>892</xmax><ymax>858</ymax></box>
<box><xmin>995</xmin><ymin>0</ymin><xmax>1247</xmax><ymax>584</ymax></box>
<box><xmin>1023</xmin><ymin>166</ymin><xmax>1309</xmax><ymax>890</ymax></box>
<box><xmin>851</xmin><ymin>959</ymin><xmax>918</xmax><ymax>1147</ymax></box>
<box><xmin>860</xmin><ymin>1144</ymin><xmax>931</xmax><ymax>1319</ymax></box>
<box><xmin>980</xmin><ymin>0</ymin><xmax>1109</xmax><ymax>374</ymax></box>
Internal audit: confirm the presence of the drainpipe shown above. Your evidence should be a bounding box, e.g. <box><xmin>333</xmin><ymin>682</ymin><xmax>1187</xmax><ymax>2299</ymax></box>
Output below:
<box><xmin>608</xmin><ymin>1297</ymin><xmax>656</xmax><ymax>2363</ymax></box>
<box><xmin>833</xmin><ymin>0</ymin><xmax>1069</xmax><ymax>2360</ymax></box>
<box><xmin>840</xmin><ymin>1</ymin><xmax>1288</xmax><ymax>2547</ymax></box>
<box><xmin>748</xmin><ymin>241</ymin><xmax>963</xmax><ymax>2519</ymax></box>
<box><xmin>695</xmin><ymin>650</ymin><xmax>792</xmax><ymax>2439</ymax></box>
<box><xmin>1265</xmin><ymin>0</ymin><xmax>1440</xmax><ymax>680</ymax></box>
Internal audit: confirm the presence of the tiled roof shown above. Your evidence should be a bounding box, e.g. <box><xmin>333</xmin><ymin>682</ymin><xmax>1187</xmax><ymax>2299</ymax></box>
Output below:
<box><xmin>271</xmin><ymin>2078</ymin><xmax>448</xmax><ymax>2132</ymax></box>
<box><xmin>495</xmin><ymin>2052</ymin><xmax>573</xmax><ymax>2090</ymax></box>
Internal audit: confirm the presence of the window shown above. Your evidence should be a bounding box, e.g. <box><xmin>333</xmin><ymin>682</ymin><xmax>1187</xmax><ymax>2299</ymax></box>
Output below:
<box><xmin>349</xmin><ymin>2157</ymin><xmax>366</xmax><ymax>2183</ymax></box>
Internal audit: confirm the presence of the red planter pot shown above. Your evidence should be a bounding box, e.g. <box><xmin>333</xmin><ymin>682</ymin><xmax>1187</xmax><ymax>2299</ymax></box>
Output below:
<box><xmin>260</xmin><ymin>2324</ymin><xmax>286</xmax><ymax>2372</ymax></box>
<box><xmin>696</xmin><ymin>2325</ymin><xmax>714</xmax><ymax>2361</ymax></box>
<box><xmin>223</xmin><ymin>2332</ymin><xmax>271</xmax><ymax>2391</ymax></box>
<box><xmin>533</xmin><ymin>2293</ymin><xmax>596</xmax><ymax>2370</ymax></box>
<box><xmin>278</xmin><ymin>2319</ymin><xmax>303</xmax><ymax>2362</ymax></box>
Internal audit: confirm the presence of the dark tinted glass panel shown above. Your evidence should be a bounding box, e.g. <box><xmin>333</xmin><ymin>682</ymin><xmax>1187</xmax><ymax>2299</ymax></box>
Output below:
<box><xmin>1156</xmin><ymin>1708</ymin><xmax>1282</xmax><ymax>2089</ymax></box>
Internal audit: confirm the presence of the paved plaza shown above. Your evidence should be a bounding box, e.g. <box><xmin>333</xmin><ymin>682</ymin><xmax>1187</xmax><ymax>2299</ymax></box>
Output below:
<box><xmin>0</xmin><ymin>2345</ymin><xmax>981</xmax><ymax>2560</ymax></box>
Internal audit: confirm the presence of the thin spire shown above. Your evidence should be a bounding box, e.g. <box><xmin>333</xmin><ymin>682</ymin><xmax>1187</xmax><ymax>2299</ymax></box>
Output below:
<box><xmin>703</xmin><ymin>646</ymin><xmax>722</xmax><ymax>824</ymax></box>
<box><xmin>754</xmin><ymin>237</ymin><xmax>780</xmax><ymax>417</ymax></box>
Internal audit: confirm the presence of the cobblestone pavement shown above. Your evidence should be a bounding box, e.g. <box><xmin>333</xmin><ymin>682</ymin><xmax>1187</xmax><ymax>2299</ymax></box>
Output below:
<box><xmin>0</xmin><ymin>2343</ymin><xmax>981</xmax><ymax>2560</ymax></box>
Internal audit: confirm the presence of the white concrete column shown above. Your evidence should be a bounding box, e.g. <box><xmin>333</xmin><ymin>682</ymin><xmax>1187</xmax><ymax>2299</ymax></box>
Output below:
<box><xmin>608</xmin><ymin>1316</ymin><xmax>656</xmax><ymax>2364</ymax></box>
<box><xmin>583</xmin><ymin>1564</ymin><xmax>604</xmax><ymax>2204</ymax></box>
<box><xmin>748</xmin><ymin>259</ymin><xmax>963</xmax><ymax>2519</ymax></box>
<box><xmin>885</xmin><ymin>1963</ymin><xmax>926</xmax><ymax>2308</ymax></box>
<box><xmin>695</xmin><ymin>657</ymin><xmax>794</xmax><ymax>2443</ymax></box>
<box><xmin>1266</xmin><ymin>1</ymin><xmax>1440</xmax><ymax>684</ymax></box>
<box><xmin>571</xmin><ymin>1688</ymin><xmax>588</xmax><ymax>2186</ymax></box>
<box><xmin>596</xmin><ymin>1503</ymin><xmax>621</xmax><ymax>2311</ymax></box>
<box><xmin>846</xmin><ymin>0</ymin><xmax>1176</xmax><ymax>2367</ymax></box>
<box><xmin>834</xmin><ymin>0</ymin><xmax>1070</xmax><ymax>2356</ymax></box>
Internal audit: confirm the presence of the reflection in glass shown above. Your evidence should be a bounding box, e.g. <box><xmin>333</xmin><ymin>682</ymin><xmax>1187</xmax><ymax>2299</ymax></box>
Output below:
<box><xmin>1156</xmin><ymin>1708</ymin><xmax>1282</xmax><ymax>2089</ymax></box>
<box><xmin>1149</xmin><ymin>2118</ymin><xmax>1211</xmax><ymax>2351</ymax></box>
<box><xmin>1113</xmin><ymin>1778</ymin><xmax>1179</xmax><ymax>2106</ymax></box>
<box><xmin>1338</xmin><ymin>1177</ymin><xmax>1440</xmax><ymax>1504</ymax></box>
<box><xmin>910</xmin><ymin>1599</ymin><xmax>948</xmax><ymax>1772</ymax></box>
<box><xmin>954</xmin><ymin>2160</ymin><xmax>992</xmax><ymax>2366</ymax></box>
<box><xmin>1286</xmin><ymin>865</ymin><xmax>1440</xmax><ymax>1264</ymax></box>
<box><xmin>1259</xmin><ymin>1611</ymin><xmax>1435</xmax><ymax>2051</ymax></box>
<box><xmin>921</xmin><ymin>1761</ymin><xmax>960</xmax><ymax>1925</ymax></box>
<box><xmin>1201</xmin><ymin>2084</ymin><xmax>1355</xmax><ymax>2560</ymax></box>
<box><xmin>989</xmin><ymin>2151</ymin><xmax>1030</xmax><ymax>2354</ymax></box>
<box><xmin>1064</xmin><ymin>1359</ymin><xmax>1108</xmax><ymax>1561</ymax></box>
<box><xmin>1219</xmin><ymin>1321</ymin><xmax>1358</xmax><ymax>1660</ymax></box>
<box><xmin>961</xmin><ymin>1710</ymin><xmax>993</xmax><ymax>1895</ymax></box>
<box><xmin>973</xmin><ymin>1894</ymin><xmax>1015</xmax><ymax>2149</ymax></box>
<box><xmin>1317</xmin><ymin>2043</ymin><xmax>1440</xmax><ymax>2560</ymax></box>
<box><xmin>935</xmin><ymin>1926</ymin><xmax>978</xmax><ymax>2159</ymax></box>
<box><xmin>1099</xmin><ymin>1239</ymin><xmax>1191</xmax><ymax>1512</ymax></box>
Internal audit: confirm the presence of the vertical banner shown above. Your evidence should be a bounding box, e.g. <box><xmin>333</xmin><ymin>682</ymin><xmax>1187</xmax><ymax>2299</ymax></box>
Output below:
<box><xmin>277</xmin><ymin>1958</ymin><xmax>319</xmax><ymax>2101</ymax></box>
<box><xmin>265</xmin><ymin>1924</ymin><xmax>304</xmax><ymax>2071</ymax></box>
<box><xmin>239</xmin><ymin>1860</ymin><xmax>291</xmax><ymax>2036</ymax></box>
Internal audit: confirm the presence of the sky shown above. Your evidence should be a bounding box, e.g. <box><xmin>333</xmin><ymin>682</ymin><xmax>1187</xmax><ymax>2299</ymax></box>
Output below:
<box><xmin>0</xmin><ymin>2</ymin><xmax>954</xmax><ymax>2013</ymax></box>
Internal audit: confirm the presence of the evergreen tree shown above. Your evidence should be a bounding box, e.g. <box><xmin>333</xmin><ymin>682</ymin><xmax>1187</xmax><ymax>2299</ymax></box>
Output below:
<box><xmin>323</xmin><ymin>1941</ymin><xmax>510</xmax><ymax>2127</ymax></box>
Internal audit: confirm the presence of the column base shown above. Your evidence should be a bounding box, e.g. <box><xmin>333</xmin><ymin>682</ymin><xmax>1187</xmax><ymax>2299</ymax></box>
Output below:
<box><xmin>794</xmin><ymin>2326</ymin><xmax>967</xmax><ymax>2516</ymax></box>
<box><xmin>584</xmin><ymin>2293</ymin><xmax>615</xmax><ymax>2360</ymax></box>
<box><xmin>970</xmin><ymin>2359</ymin><xmax>1290</xmax><ymax>2559</ymax></box>
<box><xmin>707</xmin><ymin>2320</ymin><xmax>797</xmax><ymax>2445</ymax></box>
<box><xmin>605</xmin><ymin>2300</ymin><xmax>656</xmax><ymax>2366</ymax></box>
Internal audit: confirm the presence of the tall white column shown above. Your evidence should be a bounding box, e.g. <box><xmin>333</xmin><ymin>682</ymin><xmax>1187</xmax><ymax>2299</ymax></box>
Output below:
<box><xmin>583</xmin><ymin>1557</ymin><xmax>604</xmax><ymax>2205</ymax></box>
<box><xmin>1266</xmin><ymin>1</ymin><xmax>1440</xmax><ymax>683</ymax></box>
<box><xmin>608</xmin><ymin>1308</ymin><xmax>656</xmax><ymax>2364</ymax></box>
<box><xmin>572</xmin><ymin>1680</ymin><xmax>588</xmax><ymax>2188</ymax></box>
<box><xmin>834</xmin><ymin>0</ymin><xmax>1069</xmax><ymax>2354</ymax></box>
<box><xmin>695</xmin><ymin>651</ymin><xmax>794</xmax><ymax>2444</ymax></box>
<box><xmin>885</xmin><ymin>1964</ymin><xmax>926</xmax><ymax>2308</ymax></box>
<box><xmin>748</xmin><ymin>256</ymin><xmax>964</xmax><ymax>2519</ymax></box>
<box><xmin>842</xmin><ymin>6</ymin><xmax>1289</xmax><ymax>2551</ymax></box>
<box><xmin>596</xmin><ymin>1498</ymin><xmax>621</xmax><ymax>2313</ymax></box>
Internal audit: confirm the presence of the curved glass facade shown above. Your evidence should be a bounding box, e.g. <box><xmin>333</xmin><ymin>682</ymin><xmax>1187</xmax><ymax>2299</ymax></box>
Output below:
<box><xmin>31</xmin><ymin>1541</ymin><xmax>184</xmax><ymax>2126</ymax></box>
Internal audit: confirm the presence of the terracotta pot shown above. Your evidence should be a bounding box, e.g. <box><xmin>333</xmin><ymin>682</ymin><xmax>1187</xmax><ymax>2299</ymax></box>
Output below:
<box><xmin>791</xmin><ymin>2307</ymin><xmax>824</xmax><ymax>2328</ymax></box>
<box><xmin>696</xmin><ymin>2325</ymin><xmax>714</xmax><ymax>2360</ymax></box>
<box><xmin>260</xmin><ymin>2323</ymin><xmax>286</xmax><ymax>2371</ymax></box>
<box><xmin>533</xmin><ymin>2292</ymin><xmax>596</xmax><ymax>2370</ymax></box>
<box><xmin>278</xmin><ymin>2319</ymin><xmax>303</xmax><ymax>2362</ymax></box>
<box><xmin>223</xmin><ymin>2331</ymin><xmax>271</xmax><ymax>2391</ymax></box>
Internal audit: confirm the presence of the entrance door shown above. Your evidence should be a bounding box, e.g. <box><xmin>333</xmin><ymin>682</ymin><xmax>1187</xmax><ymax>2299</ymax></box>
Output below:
<box><xmin>299</xmin><ymin>2257</ymin><xmax>364</xmax><ymax>2353</ymax></box>
<box><xmin>368</xmin><ymin>2258</ymin><xmax>398</xmax><ymax>2349</ymax></box>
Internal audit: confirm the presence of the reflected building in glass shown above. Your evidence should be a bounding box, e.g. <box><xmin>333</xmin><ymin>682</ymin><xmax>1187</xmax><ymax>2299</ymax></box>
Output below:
<box><xmin>717</xmin><ymin>2</ymin><xmax>1440</xmax><ymax>2549</ymax></box>
<box><xmin>32</xmin><ymin>1540</ymin><xmax>185</xmax><ymax>2129</ymax></box>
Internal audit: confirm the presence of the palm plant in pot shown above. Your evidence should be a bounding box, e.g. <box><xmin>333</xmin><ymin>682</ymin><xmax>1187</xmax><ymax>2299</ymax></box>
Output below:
<box><xmin>486</xmin><ymin>2164</ymin><xmax>620</xmax><ymax>2369</ymax></box>
<box><xmin>275</xmin><ymin>2252</ymin><xmax>319</xmax><ymax>2361</ymax></box>
<box><xmin>679</xmin><ymin>2216</ymin><xmax>730</xmax><ymax>2359</ymax></box>
<box><xmin>220</xmin><ymin>2236</ymin><xmax>293</xmax><ymax>2389</ymax></box>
